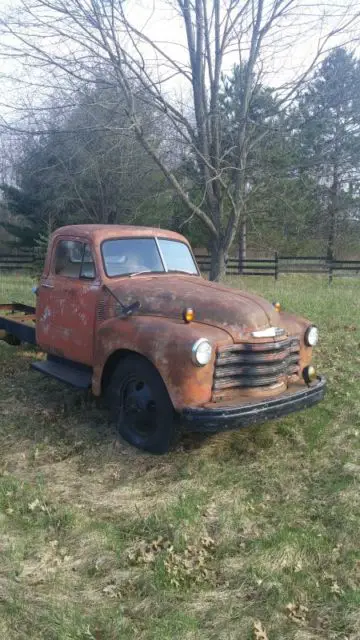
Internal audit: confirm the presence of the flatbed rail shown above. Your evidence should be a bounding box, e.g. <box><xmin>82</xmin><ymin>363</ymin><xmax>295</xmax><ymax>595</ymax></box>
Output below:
<box><xmin>0</xmin><ymin>303</ymin><xmax>36</xmax><ymax>345</ymax></box>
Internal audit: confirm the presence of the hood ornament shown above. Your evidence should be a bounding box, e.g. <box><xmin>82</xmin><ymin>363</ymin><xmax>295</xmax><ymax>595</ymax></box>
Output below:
<box><xmin>251</xmin><ymin>327</ymin><xmax>285</xmax><ymax>338</ymax></box>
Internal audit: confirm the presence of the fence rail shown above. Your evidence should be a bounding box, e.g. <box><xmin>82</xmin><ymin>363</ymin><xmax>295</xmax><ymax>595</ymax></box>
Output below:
<box><xmin>1</xmin><ymin>250</ymin><xmax>360</xmax><ymax>282</ymax></box>
<box><xmin>194</xmin><ymin>252</ymin><xmax>360</xmax><ymax>282</ymax></box>
<box><xmin>0</xmin><ymin>251</ymin><xmax>34</xmax><ymax>271</ymax></box>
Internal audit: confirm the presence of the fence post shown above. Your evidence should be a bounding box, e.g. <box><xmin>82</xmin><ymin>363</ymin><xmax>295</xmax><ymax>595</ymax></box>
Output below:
<box><xmin>275</xmin><ymin>251</ymin><xmax>279</xmax><ymax>281</ymax></box>
<box><xmin>328</xmin><ymin>250</ymin><xmax>333</xmax><ymax>285</ymax></box>
<box><xmin>238</xmin><ymin>241</ymin><xmax>244</xmax><ymax>274</ymax></box>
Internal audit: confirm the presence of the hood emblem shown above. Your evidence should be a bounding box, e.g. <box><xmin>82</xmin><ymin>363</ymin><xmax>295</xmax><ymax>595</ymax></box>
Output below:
<box><xmin>251</xmin><ymin>327</ymin><xmax>285</xmax><ymax>338</ymax></box>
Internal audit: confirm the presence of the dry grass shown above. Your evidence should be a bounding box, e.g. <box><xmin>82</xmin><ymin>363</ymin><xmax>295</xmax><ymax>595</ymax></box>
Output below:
<box><xmin>0</xmin><ymin>273</ymin><xmax>359</xmax><ymax>639</ymax></box>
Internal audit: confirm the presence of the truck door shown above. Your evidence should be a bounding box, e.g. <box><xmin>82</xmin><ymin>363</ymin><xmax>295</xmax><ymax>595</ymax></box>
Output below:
<box><xmin>36</xmin><ymin>238</ymin><xmax>100</xmax><ymax>365</ymax></box>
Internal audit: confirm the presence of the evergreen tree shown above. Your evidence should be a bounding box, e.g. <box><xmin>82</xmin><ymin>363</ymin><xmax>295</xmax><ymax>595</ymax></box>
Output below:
<box><xmin>294</xmin><ymin>48</ymin><xmax>360</xmax><ymax>258</ymax></box>
<box><xmin>219</xmin><ymin>65</ymin><xmax>320</xmax><ymax>255</ymax></box>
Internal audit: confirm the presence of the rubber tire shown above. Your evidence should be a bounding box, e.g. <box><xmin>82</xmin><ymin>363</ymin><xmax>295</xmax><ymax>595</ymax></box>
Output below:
<box><xmin>106</xmin><ymin>354</ymin><xmax>179</xmax><ymax>454</ymax></box>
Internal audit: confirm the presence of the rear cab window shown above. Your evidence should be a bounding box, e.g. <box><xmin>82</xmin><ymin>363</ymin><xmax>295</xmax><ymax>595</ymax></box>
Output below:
<box><xmin>53</xmin><ymin>240</ymin><xmax>96</xmax><ymax>279</ymax></box>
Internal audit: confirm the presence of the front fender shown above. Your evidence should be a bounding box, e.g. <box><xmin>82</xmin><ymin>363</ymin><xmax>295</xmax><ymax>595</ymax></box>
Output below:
<box><xmin>92</xmin><ymin>316</ymin><xmax>232</xmax><ymax>409</ymax></box>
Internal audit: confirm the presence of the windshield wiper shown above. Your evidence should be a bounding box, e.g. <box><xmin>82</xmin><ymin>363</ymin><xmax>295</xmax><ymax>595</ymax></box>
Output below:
<box><xmin>128</xmin><ymin>269</ymin><xmax>198</xmax><ymax>277</ymax></box>
<box><xmin>168</xmin><ymin>270</ymin><xmax>198</xmax><ymax>276</ymax></box>
<box><xmin>129</xmin><ymin>270</ymin><xmax>152</xmax><ymax>278</ymax></box>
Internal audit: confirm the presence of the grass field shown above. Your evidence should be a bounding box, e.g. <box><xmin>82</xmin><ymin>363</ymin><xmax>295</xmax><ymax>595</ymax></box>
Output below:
<box><xmin>0</xmin><ymin>273</ymin><xmax>359</xmax><ymax>640</ymax></box>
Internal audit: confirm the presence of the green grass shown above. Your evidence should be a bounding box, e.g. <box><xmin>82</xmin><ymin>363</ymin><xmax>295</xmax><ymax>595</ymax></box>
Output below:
<box><xmin>0</xmin><ymin>272</ymin><xmax>359</xmax><ymax>639</ymax></box>
<box><xmin>0</xmin><ymin>273</ymin><xmax>36</xmax><ymax>306</ymax></box>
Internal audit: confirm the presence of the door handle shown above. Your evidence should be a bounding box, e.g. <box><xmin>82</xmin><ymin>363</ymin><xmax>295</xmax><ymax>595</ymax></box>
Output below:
<box><xmin>41</xmin><ymin>283</ymin><xmax>54</xmax><ymax>289</ymax></box>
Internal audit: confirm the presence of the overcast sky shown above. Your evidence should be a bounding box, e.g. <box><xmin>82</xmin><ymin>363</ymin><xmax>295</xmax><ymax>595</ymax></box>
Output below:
<box><xmin>119</xmin><ymin>0</ymin><xmax>360</xmax><ymax>86</ymax></box>
<box><xmin>0</xmin><ymin>0</ymin><xmax>359</xmax><ymax>124</ymax></box>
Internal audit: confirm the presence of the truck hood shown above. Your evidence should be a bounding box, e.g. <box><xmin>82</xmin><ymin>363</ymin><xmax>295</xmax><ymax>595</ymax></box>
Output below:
<box><xmin>108</xmin><ymin>275</ymin><xmax>280</xmax><ymax>341</ymax></box>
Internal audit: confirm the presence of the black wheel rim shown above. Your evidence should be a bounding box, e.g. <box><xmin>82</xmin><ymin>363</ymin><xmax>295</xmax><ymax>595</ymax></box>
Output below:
<box><xmin>120</xmin><ymin>375</ymin><xmax>157</xmax><ymax>437</ymax></box>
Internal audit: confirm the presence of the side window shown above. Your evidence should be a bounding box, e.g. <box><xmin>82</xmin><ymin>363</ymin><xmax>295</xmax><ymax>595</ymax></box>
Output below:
<box><xmin>54</xmin><ymin>240</ymin><xmax>95</xmax><ymax>279</ymax></box>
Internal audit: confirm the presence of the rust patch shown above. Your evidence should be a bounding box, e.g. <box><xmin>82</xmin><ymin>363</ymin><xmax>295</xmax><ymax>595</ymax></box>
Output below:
<box><xmin>28</xmin><ymin>224</ymin><xmax>319</xmax><ymax>415</ymax></box>
<box><xmin>105</xmin><ymin>275</ymin><xmax>280</xmax><ymax>341</ymax></box>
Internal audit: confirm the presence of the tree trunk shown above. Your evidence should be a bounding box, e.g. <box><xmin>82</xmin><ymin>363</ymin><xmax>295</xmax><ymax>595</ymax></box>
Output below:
<box><xmin>327</xmin><ymin>164</ymin><xmax>339</xmax><ymax>261</ymax></box>
<box><xmin>238</xmin><ymin>217</ymin><xmax>247</xmax><ymax>274</ymax></box>
<box><xmin>107</xmin><ymin>210</ymin><xmax>116</xmax><ymax>224</ymax></box>
<box><xmin>210</xmin><ymin>240</ymin><xmax>227</xmax><ymax>281</ymax></box>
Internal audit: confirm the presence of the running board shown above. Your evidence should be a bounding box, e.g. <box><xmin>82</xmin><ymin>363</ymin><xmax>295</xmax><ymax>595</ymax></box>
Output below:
<box><xmin>31</xmin><ymin>356</ymin><xmax>92</xmax><ymax>389</ymax></box>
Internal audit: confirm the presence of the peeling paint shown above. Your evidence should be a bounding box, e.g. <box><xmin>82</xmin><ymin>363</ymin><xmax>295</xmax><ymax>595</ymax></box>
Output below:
<box><xmin>27</xmin><ymin>225</ymin><xmax>316</xmax><ymax>411</ymax></box>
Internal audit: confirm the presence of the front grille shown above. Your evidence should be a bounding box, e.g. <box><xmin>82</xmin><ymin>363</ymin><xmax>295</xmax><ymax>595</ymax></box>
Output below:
<box><xmin>213</xmin><ymin>337</ymin><xmax>300</xmax><ymax>392</ymax></box>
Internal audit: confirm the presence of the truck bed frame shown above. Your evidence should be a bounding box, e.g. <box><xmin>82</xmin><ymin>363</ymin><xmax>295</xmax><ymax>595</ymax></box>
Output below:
<box><xmin>0</xmin><ymin>303</ymin><xmax>37</xmax><ymax>345</ymax></box>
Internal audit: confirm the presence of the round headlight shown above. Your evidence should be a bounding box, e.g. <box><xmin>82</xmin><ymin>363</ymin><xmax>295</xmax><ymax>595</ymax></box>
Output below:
<box><xmin>192</xmin><ymin>338</ymin><xmax>212</xmax><ymax>366</ymax></box>
<box><xmin>305</xmin><ymin>326</ymin><xmax>318</xmax><ymax>347</ymax></box>
<box><xmin>303</xmin><ymin>365</ymin><xmax>317</xmax><ymax>384</ymax></box>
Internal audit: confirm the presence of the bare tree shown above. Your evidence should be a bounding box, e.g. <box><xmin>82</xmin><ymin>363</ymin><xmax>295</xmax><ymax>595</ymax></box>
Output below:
<box><xmin>0</xmin><ymin>0</ymin><xmax>359</xmax><ymax>278</ymax></box>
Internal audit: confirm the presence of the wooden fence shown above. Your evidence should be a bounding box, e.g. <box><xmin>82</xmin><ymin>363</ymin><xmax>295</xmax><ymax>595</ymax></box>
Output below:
<box><xmin>1</xmin><ymin>250</ymin><xmax>360</xmax><ymax>282</ymax></box>
<box><xmin>195</xmin><ymin>255</ymin><xmax>277</xmax><ymax>277</ymax></box>
<box><xmin>194</xmin><ymin>252</ymin><xmax>360</xmax><ymax>282</ymax></box>
<box><xmin>0</xmin><ymin>251</ymin><xmax>34</xmax><ymax>272</ymax></box>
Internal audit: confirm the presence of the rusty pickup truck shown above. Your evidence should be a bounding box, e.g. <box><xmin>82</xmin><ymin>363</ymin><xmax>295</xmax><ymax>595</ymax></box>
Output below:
<box><xmin>0</xmin><ymin>225</ymin><xmax>325</xmax><ymax>453</ymax></box>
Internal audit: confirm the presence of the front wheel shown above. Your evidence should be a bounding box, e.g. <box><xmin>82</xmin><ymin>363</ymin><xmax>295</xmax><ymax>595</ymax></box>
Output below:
<box><xmin>106</xmin><ymin>355</ymin><xmax>179</xmax><ymax>454</ymax></box>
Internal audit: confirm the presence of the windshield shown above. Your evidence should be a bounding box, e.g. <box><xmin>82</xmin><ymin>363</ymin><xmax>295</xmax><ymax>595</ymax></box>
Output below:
<box><xmin>157</xmin><ymin>239</ymin><xmax>198</xmax><ymax>274</ymax></box>
<box><xmin>102</xmin><ymin>237</ymin><xmax>198</xmax><ymax>277</ymax></box>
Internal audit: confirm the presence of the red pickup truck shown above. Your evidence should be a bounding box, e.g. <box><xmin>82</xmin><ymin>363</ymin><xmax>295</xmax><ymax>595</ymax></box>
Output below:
<box><xmin>0</xmin><ymin>225</ymin><xmax>325</xmax><ymax>453</ymax></box>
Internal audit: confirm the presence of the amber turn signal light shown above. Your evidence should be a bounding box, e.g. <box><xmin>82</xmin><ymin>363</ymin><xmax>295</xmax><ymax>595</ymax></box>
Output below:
<box><xmin>183</xmin><ymin>307</ymin><xmax>194</xmax><ymax>323</ymax></box>
<box><xmin>303</xmin><ymin>365</ymin><xmax>317</xmax><ymax>384</ymax></box>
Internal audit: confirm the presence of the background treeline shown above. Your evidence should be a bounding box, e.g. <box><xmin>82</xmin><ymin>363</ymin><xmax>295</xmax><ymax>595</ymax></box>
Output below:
<box><xmin>1</xmin><ymin>48</ymin><xmax>360</xmax><ymax>260</ymax></box>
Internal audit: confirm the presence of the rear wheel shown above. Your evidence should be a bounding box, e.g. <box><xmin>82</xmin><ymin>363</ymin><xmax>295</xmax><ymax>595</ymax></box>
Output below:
<box><xmin>106</xmin><ymin>355</ymin><xmax>179</xmax><ymax>454</ymax></box>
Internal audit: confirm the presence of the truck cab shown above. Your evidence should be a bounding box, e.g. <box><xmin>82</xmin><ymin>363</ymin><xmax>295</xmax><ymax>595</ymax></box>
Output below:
<box><xmin>0</xmin><ymin>224</ymin><xmax>325</xmax><ymax>453</ymax></box>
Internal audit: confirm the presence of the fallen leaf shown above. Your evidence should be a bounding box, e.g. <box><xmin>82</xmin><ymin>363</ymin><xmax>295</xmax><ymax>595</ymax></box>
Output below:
<box><xmin>201</xmin><ymin>535</ymin><xmax>215</xmax><ymax>549</ymax></box>
<box><xmin>253</xmin><ymin>620</ymin><xmax>269</xmax><ymax>640</ymax></box>
<box><xmin>28</xmin><ymin>498</ymin><xmax>40</xmax><ymax>512</ymax></box>
<box><xmin>286</xmin><ymin>602</ymin><xmax>309</xmax><ymax>624</ymax></box>
<box><xmin>330</xmin><ymin>581</ymin><xmax>343</xmax><ymax>596</ymax></box>
<box><xmin>49</xmin><ymin>540</ymin><xmax>59</xmax><ymax>549</ymax></box>
<box><xmin>294</xmin><ymin>560</ymin><xmax>303</xmax><ymax>572</ymax></box>
<box><xmin>102</xmin><ymin>584</ymin><xmax>121</xmax><ymax>598</ymax></box>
